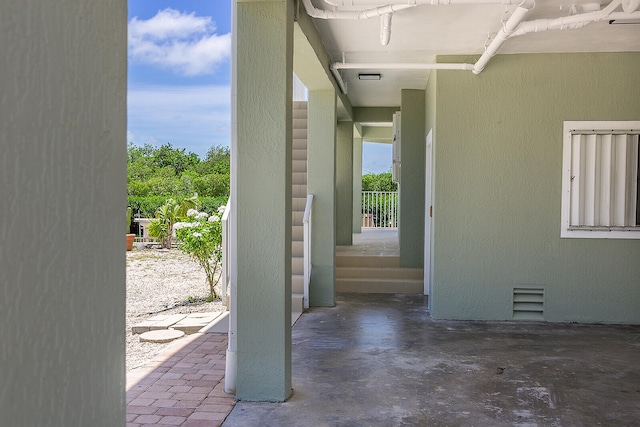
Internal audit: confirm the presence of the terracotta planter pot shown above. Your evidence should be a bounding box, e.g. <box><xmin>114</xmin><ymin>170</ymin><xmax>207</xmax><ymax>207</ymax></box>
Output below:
<box><xmin>126</xmin><ymin>234</ymin><xmax>135</xmax><ymax>251</ymax></box>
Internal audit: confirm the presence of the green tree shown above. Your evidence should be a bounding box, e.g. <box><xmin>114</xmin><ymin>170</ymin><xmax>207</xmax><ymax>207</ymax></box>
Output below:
<box><xmin>362</xmin><ymin>172</ymin><xmax>397</xmax><ymax>192</ymax></box>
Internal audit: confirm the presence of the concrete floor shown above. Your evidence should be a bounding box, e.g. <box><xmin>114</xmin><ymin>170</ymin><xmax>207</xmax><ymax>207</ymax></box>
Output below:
<box><xmin>223</xmin><ymin>293</ymin><xmax>640</xmax><ymax>427</ymax></box>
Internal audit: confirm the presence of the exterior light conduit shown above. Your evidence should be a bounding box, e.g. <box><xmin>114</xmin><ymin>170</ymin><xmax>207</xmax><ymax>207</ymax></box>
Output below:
<box><xmin>472</xmin><ymin>0</ymin><xmax>536</xmax><ymax>74</ymax></box>
<box><xmin>329</xmin><ymin>62</ymin><xmax>475</xmax><ymax>94</ymax></box>
<box><xmin>301</xmin><ymin>0</ymin><xmax>414</xmax><ymax>20</ymax></box>
<box><xmin>512</xmin><ymin>1</ymin><xmax>634</xmax><ymax>37</ymax></box>
<box><xmin>324</xmin><ymin>0</ymin><xmax>537</xmax><ymax>6</ymax></box>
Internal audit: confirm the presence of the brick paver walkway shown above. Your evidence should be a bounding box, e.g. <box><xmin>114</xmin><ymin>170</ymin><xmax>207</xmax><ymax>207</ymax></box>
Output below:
<box><xmin>126</xmin><ymin>332</ymin><xmax>235</xmax><ymax>426</ymax></box>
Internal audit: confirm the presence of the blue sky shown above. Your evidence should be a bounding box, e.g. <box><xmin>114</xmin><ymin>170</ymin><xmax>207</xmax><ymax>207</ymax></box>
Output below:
<box><xmin>127</xmin><ymin>1</ymin><xmax>390</xmax><ymax>173</ymax></box>
<box><xmin>127</xmin><ymin>1</ymin><xmax>231</xmax><ymax>158</ymax></box>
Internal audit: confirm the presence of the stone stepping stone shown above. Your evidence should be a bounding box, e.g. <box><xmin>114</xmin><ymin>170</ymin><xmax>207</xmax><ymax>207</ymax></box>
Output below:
<box><xmin>171</xmin><ymin>312</ymin><xmax>223</xmax><ymax>334</ymax></box>
<box><xmin>132</xmin><ymin>313</ymin><xmax>187</xmax><ymax>334</ymax></box>
<box><xmin>139</xmin><ymin>329</ymin><xmax>185</xmax><ymax>343</ymax></box>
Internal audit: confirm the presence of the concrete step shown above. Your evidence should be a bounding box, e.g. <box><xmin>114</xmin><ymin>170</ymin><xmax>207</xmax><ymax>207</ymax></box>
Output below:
<box><xmin>293</xmin><ymin>148</ymin><xmax>307</xmax><ymax>161</ymax></box>
<box><xmin>293</xmin><ymin>196</ymin><xmax>307</xmax><ymax>212</ymax></box>
<box><xmin>292</xmin><ymin>256</ymin><xmax>303</xmax><ymax>275</ymax></box>
<box><xmin>336</xmin><ymin>255</ymin><xmax>400</xmax><ymax>269</ymax></box>
<box><xmin>292</xmin><ymin>211</ymin><xmax>304</xmax><ymax>226</ymax></box>
<box><xmin>293</xmin><ymin>138</ymin><xmax>307</xmax><ymax>150</ymax></box>
<box><xmin>293</xmin><ymin>100</ymin><xmax>307</xmax><ymax>111</ymax></box>
<box><xmin>293</xmin><ymin>118</ymin><xmax>307</xmax><ymax>130</ymax></box>
<box><xmin>337</xmin><ymin>266</ymin><xmax>423</xmax><ymax>281</ymax></box>
<box><xmin>292</xmin><ymin>241</ymin><xmax>304</xmax><ymax>258</ymax></box>
<box><xmin>292</xmin><ymin>274</ymin><xmax>304</xmax><ymax>294</ymax></box>
<box><xmin>336</xmin><ymin>278</ymin><xmax>424</xmax><ymax>294</ymax></box>
<box><xmin>293</xmin><ymin>159</ymin><xmax>307</xmax><ymax>173</ymax></box>
<box><xmin>292</xmin><ymin>172</ymin><xmax>307</xmax><ymax>186</ymax></box>
<box><xmin>292</xmin><ymin>109</ymin><xmax>307</xmax><ymax>119</ymax></box>
<box><xmin>292</xmin><ymin>293</ymin><xmax>304</xmax><ymax>313</ymax></box>
<box><xmin>292</xmin><ymin>225</ymin><xmax>303</xmax><ymax>241</ymax></box>
<box><xmin>293</xmin><ymin>128</ymin><xmax>307</xmax><ymax>139</ymax></box>
<box><xmin>292</xmin><ymin>184</ymin><xmax>307</xmax><ymax>198</ymax></box>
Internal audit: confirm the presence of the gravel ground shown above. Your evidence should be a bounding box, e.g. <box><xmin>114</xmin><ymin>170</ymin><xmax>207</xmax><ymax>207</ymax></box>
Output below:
<box><xmin>126</xmin><ymin>248</ymin><xmax>225</xmax><ymax>372</ymax></box>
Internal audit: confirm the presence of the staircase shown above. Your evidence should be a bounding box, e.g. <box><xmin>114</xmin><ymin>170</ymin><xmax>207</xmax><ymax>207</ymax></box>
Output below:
<box><xmin>292</xmin><ymin>101</ymin><xmax>308</xmax><ymax>313</ymax></box>
<box><xmin>336</xmin><ymin>255</ymin><xmax>424</xmax><ymax>294</ymax></box>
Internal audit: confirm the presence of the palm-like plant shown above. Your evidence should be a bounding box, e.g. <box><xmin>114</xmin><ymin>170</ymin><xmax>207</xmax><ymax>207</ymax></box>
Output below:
<box><xmin>148</xmin><ymin>196</ymin><xmax>198</xmax><ymax>248</ymax></box>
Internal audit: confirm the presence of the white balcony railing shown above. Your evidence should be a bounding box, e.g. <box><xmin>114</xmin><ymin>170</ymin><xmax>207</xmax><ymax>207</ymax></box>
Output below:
<box><xmin>303</xmin><ymin>194</ymin><xmax>313</xmax><ymax>309</ymax></box>
<box><xmin>361</xmin><ymin>191</ymin><xmax>398</xmax><ymax>228</ymax></box>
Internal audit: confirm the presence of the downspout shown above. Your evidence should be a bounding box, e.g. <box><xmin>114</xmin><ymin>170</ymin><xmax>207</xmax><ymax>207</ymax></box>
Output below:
<box><xmin>472</xmin><ymin>0</ymin><xmax>536</xmax><ymax>74</ymax></box>
<box><xmin>381</xmin><ymin>13</ymin><xmax>393</xmax><ymax>45</ymax></box>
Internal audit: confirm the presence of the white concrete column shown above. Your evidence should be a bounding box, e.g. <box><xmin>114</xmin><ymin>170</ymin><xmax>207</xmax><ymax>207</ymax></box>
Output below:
<box><xmin>233</xmin><ymin>0</ymin><xmax>293</xmax><ymax>402</ymax></box>
<box><xmin>336</xmin><ymin>121</ymin><xmax>354</xmax><ymax>245</ymax></box>
<box><xmin>307</xmin><ymin>90</ymin><xmax>337</xmax><ymax>307</ymax></box>
<box><xmin>352</xmin><ymin>137</ymin><xmax>363</xmax><ymax>233</ymax></box>
<box><xmin>1</xmin><ymin>1</ymin><xmax>127</xmax><ymax>424</ymax></box>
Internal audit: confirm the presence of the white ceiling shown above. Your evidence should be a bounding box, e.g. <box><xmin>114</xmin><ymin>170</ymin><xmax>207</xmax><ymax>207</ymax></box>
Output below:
<box><xmin>305</xmin><ymin>0</ymin><xmax>640</xmax><ymax>107</ymax></box>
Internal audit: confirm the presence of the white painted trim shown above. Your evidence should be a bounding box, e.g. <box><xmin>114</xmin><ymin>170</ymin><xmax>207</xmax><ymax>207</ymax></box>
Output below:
<box><xmin>424</xmin><ymin>129</ymin><xmax>433</xmax><ymax>299</ymax></box>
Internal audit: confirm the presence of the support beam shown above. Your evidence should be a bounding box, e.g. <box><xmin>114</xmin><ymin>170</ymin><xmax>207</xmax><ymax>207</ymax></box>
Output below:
<box><xmin>233</xmin><ymin>0</ymin><xmax>293</xmax><ymax>402</ymax></box>
<box><xmin>307</xmin><ymin>90</ymin><xmax>337</xmax><ymax>307</ymax></box>
<box><xmin>336</xmin><ymin>121</ymin><xmax>354</xmax><ymax>245</ymax></box>
<box><xmin>399</xmin><ymin>89</ymin><xmax>426</xmax><ymax>268</ymax></box>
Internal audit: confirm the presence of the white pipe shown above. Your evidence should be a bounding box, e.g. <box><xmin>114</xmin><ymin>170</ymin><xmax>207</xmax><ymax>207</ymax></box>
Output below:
<box><xmin>511</xmin><ymin>0</ymin><xmax>629</xmax><ymax>36</ymax></box>
<box><xmin>331</xmin><ymin>66</ymin><xmax>349</xmax><ymax>94</ymax></box>
<box><xmin>325</xmin><ymin>0</ymin><xmax>533</xmax><ymax>5</ymax></box>
<box><xmin>381</xmin><ymin>13</ymin><xmax>393</xmax><ymax>45</ymax></box>
<box><xmin>622</xmin><ymin>0</ymin><xmax>640</xmax><ymax>13</ymax></box>
<box><xmin>332</xmin><ymin>62</ymin><xmax>475</xmax><ymax>70</ymax></box>
<box><xmin>472</xmin><ymin>0</ymin><xmax>536</xmax><ymax>74</ymax></box>
<box><xmin>302</xmin><ymin>0</ymin><xmax>414</xmax><ymax>20</ymax></box>
<box><xmin>330</xmin><ymin>62</ymin><xmax>474</xmax><ymax>94</ymax></box>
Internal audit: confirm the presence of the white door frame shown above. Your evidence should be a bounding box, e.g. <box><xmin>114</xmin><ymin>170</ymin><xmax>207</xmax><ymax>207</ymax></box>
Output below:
<box><xmin>424</xmin><ymin>129</ymin><xmax>433</xmax><ymax>304</ymax></box>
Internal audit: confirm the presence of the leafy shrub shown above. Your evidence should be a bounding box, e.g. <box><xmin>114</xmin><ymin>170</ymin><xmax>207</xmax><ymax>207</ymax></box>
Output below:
<box><xmin>175</xmin><ymin>207</ymin><xmax>225</xmax><ymax>301</ymax></box>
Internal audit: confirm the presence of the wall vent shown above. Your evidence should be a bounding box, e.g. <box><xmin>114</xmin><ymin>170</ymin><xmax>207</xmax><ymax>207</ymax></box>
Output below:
<box><xmin>513</xmin><ymin>287</ymin><xmax>545</xmax><ymax>321</ymax></box>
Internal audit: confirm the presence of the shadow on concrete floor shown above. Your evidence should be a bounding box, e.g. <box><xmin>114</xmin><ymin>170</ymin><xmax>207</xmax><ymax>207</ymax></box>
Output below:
<box><xmin>223</xmin><ymin>293</ymin><xmax>640</xmax><ymax>427</ymax></box>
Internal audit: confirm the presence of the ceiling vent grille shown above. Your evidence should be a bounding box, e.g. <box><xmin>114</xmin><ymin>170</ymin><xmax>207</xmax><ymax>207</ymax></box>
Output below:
<box><xmin>513</xmin><ymin>287</ymin><xmax>545</xmax><ymax>321</ymax></box>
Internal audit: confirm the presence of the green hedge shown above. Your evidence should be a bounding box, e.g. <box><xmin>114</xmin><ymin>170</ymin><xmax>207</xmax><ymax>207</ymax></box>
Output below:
<box><xmin>128</xmin><ymin>196</ymin><xmax>229</xmax><ymax>218</ymax></box>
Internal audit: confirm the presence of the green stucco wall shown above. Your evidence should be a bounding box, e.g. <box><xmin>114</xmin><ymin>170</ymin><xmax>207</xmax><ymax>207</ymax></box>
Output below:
<box><xmin>308</xmin><ymin>90</ymin><xmax>337</xmax><ymax>307</ymax></box>
<box><xmin>353</xmin><ymin>137</ymin><xmax>363</xmax><ymax>233</ymax></box>
<box><xmin>430</xmin><ymin>53</ymin><xmax>640</xmax><ymax>323</ymax></box>
<box><xmin>235</xmin><ymin>0</ymin><xmax>293</xmax><ymax>401</ymax></box>
<box><xmin>399</xmin><ymin>89</ymin><xmax>426</xmax><ymax>268</ymax></box>
<box><xmin>2</xmin><ymin>1</ymin><xmax>127</xmax><ymax>424</ymax></box>
<box><xmin>336</xmin><ymin>121</ymin><xmax>353</xmax><ymax>245</ymax></box>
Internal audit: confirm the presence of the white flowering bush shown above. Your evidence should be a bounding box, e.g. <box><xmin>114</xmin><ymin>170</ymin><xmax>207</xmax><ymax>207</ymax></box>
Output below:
<box><xmin>176</xmin><ymin>207</ymin><xmax>224</xmax><ymax>301</ymax></box>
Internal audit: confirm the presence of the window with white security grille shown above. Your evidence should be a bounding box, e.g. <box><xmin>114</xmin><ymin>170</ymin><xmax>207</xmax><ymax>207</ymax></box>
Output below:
<box><xmin>561</xmin><ymin>121</ymin><xmax>640</xmax><ymax>239</ymax></box>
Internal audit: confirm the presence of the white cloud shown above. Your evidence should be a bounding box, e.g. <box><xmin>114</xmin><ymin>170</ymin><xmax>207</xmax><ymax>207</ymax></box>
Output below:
<box><xmin>128</xmin><ymin>9</ymin><xmax>231</xmax><ymax>76</ymax></box>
